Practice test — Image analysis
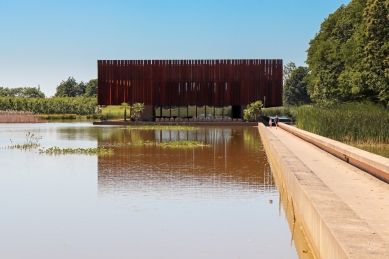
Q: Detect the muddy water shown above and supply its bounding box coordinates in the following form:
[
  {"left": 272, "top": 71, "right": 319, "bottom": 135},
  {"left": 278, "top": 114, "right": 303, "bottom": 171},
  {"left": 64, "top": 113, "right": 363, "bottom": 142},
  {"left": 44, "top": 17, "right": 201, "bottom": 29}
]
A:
[{"left": 0, "top": 123, "right": 310, "bottom": 258}]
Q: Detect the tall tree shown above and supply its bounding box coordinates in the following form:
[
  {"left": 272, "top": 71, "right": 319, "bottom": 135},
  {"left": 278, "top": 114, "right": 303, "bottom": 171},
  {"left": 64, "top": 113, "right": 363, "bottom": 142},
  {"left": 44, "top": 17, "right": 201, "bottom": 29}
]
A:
[
  {"left": 283, "top": 62, "right": 297, "bottom": 83},
  {"left": 283, "top": 67, "right": 311, "bottom": 105},
  {"left": 85, "top": 79, "right": 98, "bottom": 97},
  {"left": 364, "top": 0, "right": 389, "bottom": 102},
  {"left": 55, "top": 77, "right": 88, "bottom": 97}
]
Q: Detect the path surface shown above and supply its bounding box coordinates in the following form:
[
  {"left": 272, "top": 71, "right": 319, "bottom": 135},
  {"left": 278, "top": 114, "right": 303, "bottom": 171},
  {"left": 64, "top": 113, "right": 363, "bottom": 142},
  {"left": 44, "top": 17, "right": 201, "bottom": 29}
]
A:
[{"left": 268, "top": 126, "right": 389, "bottom": 245}]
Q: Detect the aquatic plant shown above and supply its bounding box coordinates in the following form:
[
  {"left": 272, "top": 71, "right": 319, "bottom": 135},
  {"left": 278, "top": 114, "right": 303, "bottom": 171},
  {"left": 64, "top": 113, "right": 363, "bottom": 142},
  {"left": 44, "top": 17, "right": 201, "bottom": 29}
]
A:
[
  {"left": 128, "top": 140, "right": 210, "bottom": 148},
  {"left": 6, "top": 132, "right": 114, "bottom": 155},
  {"left": 7, "top": 132, "right": 42, "bottom": 150},
  {"left": 122, "top": 125, "right": 198, "bottom": 130},
  {"left": 38, "top": 146, "right": 114, "bottom": 155}
]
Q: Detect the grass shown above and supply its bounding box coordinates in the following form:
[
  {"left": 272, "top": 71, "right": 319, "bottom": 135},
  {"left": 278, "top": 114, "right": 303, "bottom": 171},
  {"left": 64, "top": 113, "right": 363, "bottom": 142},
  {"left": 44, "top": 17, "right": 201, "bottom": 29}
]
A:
[
  {"left": 129, "top": 140, "right": 210, "bottom": 148},
  {"left": 293, "top": 102, "right": 389, "bottom": 144},
  {"left": 101, "top": 105, "right": 125, "bottom": 119},
  {"left": 122, "top": 125, "right": 198, "bottom": 130}
]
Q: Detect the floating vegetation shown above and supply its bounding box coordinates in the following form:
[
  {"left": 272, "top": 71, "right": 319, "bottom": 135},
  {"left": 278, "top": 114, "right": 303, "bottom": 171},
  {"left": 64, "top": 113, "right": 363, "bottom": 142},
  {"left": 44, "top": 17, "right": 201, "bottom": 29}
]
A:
[
  {"left": 38, "top": 146, "right": 114, "bottom": 155},
  {"left": 129, "top": 140, "right": 210, "bottom": 148},
  {"left": 5, "top": 132, "right": 113, "bottom": 155},
  {"left": 122, "top": 125, "right": 198, "bottom": 130},
  {"left": 7, "top": 132, "right": 42, "bottom": 150}
]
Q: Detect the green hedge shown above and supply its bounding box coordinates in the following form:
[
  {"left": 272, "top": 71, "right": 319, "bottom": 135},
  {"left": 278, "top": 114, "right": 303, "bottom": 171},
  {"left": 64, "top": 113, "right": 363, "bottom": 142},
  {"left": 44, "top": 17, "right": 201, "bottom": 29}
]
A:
[{"left": 0, "top": 97, "right": 97, "bottom": 115}]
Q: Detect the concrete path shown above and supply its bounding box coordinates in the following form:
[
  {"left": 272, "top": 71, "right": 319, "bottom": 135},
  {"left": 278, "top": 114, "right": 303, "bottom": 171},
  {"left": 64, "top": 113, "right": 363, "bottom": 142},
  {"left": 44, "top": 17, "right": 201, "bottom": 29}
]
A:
[{"left": 268, "top": 126, "right": 389, "bottom": 246}]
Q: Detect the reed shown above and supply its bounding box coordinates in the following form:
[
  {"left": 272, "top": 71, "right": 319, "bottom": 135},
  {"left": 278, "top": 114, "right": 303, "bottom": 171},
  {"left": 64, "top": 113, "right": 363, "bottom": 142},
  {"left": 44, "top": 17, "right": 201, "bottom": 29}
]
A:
[
  {"left": 294, "top": 102, "right": 389, "bottom": 144},
  {"left": 0, "top": 110, "right": 44, "bottom": 123}
]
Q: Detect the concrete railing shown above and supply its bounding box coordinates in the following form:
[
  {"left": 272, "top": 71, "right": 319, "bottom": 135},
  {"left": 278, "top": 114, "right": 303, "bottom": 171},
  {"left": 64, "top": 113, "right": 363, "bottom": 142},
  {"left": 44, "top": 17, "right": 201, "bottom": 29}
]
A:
[{"left": 279, "top": 123, "right": 389, "bottom": 184}]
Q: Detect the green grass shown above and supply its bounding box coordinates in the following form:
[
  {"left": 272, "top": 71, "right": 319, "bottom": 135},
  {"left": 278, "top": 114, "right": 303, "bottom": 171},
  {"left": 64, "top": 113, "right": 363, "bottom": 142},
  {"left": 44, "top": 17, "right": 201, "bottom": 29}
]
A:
[
  {"left": 294, "top": 102, "right": 389, "bottom": 144},
  {"left": 101, "top": 105, "right": 125, "bottom": 119}
]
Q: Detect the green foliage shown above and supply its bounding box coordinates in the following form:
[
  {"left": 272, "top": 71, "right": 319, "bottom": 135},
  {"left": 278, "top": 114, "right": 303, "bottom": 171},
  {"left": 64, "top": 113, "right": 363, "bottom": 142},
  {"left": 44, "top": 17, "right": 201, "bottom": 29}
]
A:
[
  {"left": 306, "top": 0, "right": 371, "bottom": 103},
  {"left": 54, "top": 77, "right": 87, "bottom": 97},
  {"left": 131, "top": 102, "right": 145, "bottom": 121},
  {"left": 363, "top": 0, "right": 389, "bottom": 101},
  {"left": 84, "top": 79, "right": 98, "bottom": 97},
  {"left": 0, "top": 97, "right": 97, "bottom": 115},
  {"left": 283, "top": 66, "right": 311, "bottom": 105},
  {"left": 120, "top": 102, "right": 131, "bottom": 121},
  {"left": 261, "top": 106, "right": 294, "bottom": 119},
  {"left": 283, "top": 61, "right": 297, "bottom": 83},
  {"left": 294, "top": 102, "right": 389, "bottom": 144},
  {"left": 243, "top": 101, "right": 263, "bottom": 121},
  {"left": 0, "top": 86, "right": 45, "bottom": 98}
]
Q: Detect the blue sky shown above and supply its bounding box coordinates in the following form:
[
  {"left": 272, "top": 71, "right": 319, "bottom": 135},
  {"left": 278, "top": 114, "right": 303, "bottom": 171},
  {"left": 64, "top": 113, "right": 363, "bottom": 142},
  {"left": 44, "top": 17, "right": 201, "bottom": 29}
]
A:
[{"left": 0, "top": 0, "right": 349, "bottom": 96}]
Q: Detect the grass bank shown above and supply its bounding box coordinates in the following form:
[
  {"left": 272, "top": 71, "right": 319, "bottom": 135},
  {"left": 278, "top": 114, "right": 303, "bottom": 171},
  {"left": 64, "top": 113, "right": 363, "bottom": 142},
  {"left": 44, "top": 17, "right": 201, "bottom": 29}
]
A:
[{"left": 293, "top": 102, "right": 389, "bottom": 144}]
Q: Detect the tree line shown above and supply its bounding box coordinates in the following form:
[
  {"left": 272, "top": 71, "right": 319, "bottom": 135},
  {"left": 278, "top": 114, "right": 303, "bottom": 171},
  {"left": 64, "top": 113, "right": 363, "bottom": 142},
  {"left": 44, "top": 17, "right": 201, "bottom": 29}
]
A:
[
  {"left": 284, "top": 0, "right": 389, "bottom": 106},
  {"left": 0, "top": 77, "right": 98, "bottom": 115}
]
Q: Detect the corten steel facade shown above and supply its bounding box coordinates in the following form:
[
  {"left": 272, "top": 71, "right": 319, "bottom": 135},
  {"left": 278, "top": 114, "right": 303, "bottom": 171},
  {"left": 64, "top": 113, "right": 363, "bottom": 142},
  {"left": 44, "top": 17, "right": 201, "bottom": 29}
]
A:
[{"left": 97, "top": 59, "right": 283, "bottom": 107}]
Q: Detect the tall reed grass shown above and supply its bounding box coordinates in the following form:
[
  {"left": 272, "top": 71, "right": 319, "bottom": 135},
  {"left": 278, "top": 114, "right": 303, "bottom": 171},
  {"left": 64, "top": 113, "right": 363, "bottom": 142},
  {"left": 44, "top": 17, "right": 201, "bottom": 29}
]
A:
[
  {"left": 0, "top": 110, "right": 43, "bottom": 123},
  {"left": 294, "top": 102, "right": 389, "bottom": 144}
]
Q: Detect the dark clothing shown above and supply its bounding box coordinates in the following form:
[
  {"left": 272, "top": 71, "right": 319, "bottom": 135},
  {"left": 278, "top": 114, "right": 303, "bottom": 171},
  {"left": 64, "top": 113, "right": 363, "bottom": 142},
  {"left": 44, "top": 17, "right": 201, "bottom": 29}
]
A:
[{"left": 274, "top": 117, "right": 279, "bottom": 124}]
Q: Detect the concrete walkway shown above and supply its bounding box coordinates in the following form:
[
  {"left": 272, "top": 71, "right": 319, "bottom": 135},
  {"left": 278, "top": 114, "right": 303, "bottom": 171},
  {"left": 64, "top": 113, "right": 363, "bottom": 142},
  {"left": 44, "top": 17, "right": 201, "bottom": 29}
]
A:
[{"left": 261, "top": 124, "right": 389, "bottom": 258}]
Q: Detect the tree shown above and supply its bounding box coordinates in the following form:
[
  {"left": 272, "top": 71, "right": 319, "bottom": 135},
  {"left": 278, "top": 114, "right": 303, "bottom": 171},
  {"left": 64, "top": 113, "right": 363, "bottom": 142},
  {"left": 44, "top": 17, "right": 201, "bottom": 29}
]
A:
[
  {"left": 243, "top": 100, "right": 263, "bottom": 121},
  {"left": 283, "top": 66, "right": 311, "bottom": 105},
  {"left": 131, "top": 102, "right": 145, "bottom": 121},
  {"left": 120, "top": 102, "right": 131, "bottom": 121},
  {"left": 55, "top": 77, "right": 87, "bottom": 97},
  {"left": 85, "top": 79, "right": 98, "bottom": 97},
  {"left": 364, "top": 0, "right": 389, "bottom": 102},
  {"left": 283, "top": 62, "right": 297, "bottom": 83},
  {"left": 0, "top": 87, "right": 45, "bottom": 98}
]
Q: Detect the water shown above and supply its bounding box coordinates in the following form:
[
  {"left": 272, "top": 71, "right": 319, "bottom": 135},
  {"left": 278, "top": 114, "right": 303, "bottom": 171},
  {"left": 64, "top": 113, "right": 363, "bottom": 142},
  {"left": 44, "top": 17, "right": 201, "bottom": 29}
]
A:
[{"left": 0, "top": 123, "right": 309, "bottom": 258}]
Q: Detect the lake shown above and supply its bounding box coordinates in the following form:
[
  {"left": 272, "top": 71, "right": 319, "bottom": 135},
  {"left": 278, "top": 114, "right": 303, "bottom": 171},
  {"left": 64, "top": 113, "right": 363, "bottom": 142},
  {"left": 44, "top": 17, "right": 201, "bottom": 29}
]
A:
[{"left": 0, "top": 123, "right": 311, "bottom": 258}]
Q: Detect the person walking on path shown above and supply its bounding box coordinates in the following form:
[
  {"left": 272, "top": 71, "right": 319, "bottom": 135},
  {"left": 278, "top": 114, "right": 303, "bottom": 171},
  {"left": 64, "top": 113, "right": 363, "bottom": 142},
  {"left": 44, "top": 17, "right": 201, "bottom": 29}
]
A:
[
  {"left": 275, "top": 115, "right": 279, "bottom": 129},
  {"left": 269, "top": 117, "right": 273, "bottom": 128}
]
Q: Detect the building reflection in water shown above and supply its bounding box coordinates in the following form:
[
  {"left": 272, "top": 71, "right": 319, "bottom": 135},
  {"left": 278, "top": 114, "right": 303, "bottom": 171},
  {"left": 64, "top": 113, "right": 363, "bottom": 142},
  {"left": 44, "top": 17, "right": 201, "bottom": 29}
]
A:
[{"left": 97, "top": 126, "right": 275, "bottom": 199}]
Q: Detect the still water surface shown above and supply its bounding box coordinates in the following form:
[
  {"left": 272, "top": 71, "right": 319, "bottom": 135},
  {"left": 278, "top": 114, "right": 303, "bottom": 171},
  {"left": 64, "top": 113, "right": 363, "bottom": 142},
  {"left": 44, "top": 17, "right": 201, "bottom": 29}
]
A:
[{"left": 0, "top": 123, "right": 304, "bottom": 258}]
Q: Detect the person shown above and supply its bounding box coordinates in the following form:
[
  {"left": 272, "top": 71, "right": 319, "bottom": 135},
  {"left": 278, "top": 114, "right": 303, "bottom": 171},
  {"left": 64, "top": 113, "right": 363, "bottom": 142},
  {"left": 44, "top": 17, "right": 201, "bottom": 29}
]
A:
[
  {"left": 275, "top": 115, "right": 279, "bottom": 129},
  {"left": 269, "top": 117, "right": 273, "bottom": 128}
]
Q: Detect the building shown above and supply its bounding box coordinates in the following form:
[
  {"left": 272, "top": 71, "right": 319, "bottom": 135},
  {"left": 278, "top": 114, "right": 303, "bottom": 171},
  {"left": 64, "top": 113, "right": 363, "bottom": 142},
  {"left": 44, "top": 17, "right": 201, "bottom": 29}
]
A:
[{"left": 98, "top": 59, "right": 282, "bottom": 120}]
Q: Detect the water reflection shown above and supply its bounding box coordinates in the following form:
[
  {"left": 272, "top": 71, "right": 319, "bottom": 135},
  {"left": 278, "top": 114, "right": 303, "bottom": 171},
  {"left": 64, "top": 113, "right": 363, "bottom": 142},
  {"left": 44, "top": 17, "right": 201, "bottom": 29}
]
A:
[{"left": 97, "top": 126, "right": 277, "bottom": 199}]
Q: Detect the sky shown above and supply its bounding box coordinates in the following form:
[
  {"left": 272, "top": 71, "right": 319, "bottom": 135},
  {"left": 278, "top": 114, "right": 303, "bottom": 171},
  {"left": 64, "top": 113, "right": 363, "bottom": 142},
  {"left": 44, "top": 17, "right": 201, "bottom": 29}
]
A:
[{"left": 0, "top": 0, "right": 349, "bottom": 97}]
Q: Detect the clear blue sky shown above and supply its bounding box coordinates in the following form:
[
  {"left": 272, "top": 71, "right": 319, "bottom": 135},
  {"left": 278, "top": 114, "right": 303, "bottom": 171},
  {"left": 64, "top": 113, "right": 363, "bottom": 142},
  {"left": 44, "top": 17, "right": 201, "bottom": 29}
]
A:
[{"left": 0, "top": 0, "right": 349, "bottom": 96}]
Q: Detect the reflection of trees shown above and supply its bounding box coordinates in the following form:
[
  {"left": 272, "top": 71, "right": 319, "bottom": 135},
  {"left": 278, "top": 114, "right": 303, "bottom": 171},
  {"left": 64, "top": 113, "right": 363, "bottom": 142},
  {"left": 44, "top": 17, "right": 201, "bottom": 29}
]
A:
[{"left": 97, "top": 126, "right": 276, "bottom": 196}]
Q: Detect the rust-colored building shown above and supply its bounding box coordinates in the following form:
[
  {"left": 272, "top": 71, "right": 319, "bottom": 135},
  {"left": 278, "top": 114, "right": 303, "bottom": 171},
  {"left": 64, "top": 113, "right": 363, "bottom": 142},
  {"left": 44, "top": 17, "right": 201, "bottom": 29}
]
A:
[{"left": 98, "top": 59, "right": 282, "bottom": 119}]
